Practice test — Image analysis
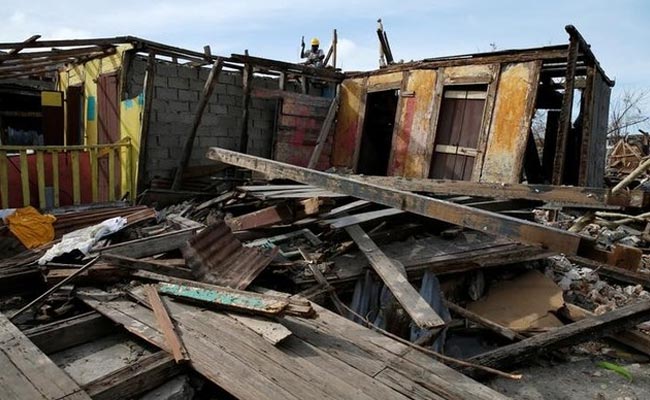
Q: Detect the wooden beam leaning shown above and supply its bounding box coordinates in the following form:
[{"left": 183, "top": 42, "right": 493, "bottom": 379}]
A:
[
  {"left": 144, "top": 285, "right": 189, "bottom": 363},
  {"left": 206, "top": 147, "right": 594, "bottom": 256},
  {"left": 307, "top": 90, "right": 340, "bottom": 169},
  {"left": 347, "top": 175, "right": 639, "bottom": 208},
  {"left": 469, "top": 300, "right": 650, "bottom": 370},
  {"left": 137, "top": 51, "right": 156, "bottom": 193},
  {"left": 346, "top": 224, "right": 445, "bottom": 328},
  {"left": 171, "top": 58, "right": 223, "bottom": 190}
]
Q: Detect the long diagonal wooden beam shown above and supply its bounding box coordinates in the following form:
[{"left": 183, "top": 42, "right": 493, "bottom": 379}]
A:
[{"left": 207, "top": 147, "right": 600, "bottom": 258}]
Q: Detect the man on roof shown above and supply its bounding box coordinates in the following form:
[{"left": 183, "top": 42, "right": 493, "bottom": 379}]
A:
[{"left": 301, "top": 37, "right": 325, "bottom": 67}]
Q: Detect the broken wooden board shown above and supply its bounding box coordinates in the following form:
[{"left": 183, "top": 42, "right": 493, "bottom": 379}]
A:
[
  {"left": 346, "top": 224, "right": 445, "bottom": 328},
  {"left": 145, "top": 285, "right": 189, "bottom": 363},
  {"left": 80, "top": 288, "right": 508, "bottom": 400},
  {"left": 97, "top": 228, "right": 197, "bottom": 259},
  {"left": 326, "top": 208, "right": 405, "bottom": 228},
  {"left": 563, "top": 303, "right": 650, "bottom": 357},
  {"left": 347, "top": 175, "right": 647, "bottom": 208},
  {"left": 207, "top": 147, "right": 604, "bottom": 259},
  {"left": 470, "top": 300, "right": 650, "bottom": 369},
  {"left": 158, "top": 282, "right": 290, "bottom": 316},
  {"left": 0, "top": 312, "right": 92, "bottom": 400},
  {"left": 82, "top": 351, "right": 181, "bottom": 400}
]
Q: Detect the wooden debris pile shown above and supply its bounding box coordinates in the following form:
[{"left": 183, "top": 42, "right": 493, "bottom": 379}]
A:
[{"left": 2, "top": 147, "right": 650, "bottom": 398}]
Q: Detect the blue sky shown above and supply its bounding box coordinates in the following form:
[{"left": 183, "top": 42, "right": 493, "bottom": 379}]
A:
[{"left": 1, "top": 1, "right": 648, "bottom": 95}]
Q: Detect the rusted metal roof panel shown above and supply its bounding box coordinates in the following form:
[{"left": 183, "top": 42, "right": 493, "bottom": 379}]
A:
[{"left": 182, "top": 220, "right": 277, "bottom": 290}]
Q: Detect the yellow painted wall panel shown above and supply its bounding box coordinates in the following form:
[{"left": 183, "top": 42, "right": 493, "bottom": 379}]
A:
[
  {"left": 332, "top": 78, "right": 364, "bottom": 168},
  {"left": 367, "top": 71, "right": 403, "bottom": 87},
  {"left": 480, "top": 62, "right": 541, "bottom": 183},
  {"left": 119, "top": 94, "right": 143, "bottom": 194},
  {"left": 444, "top": 64, "right": 493, "bottom": 80},
  {"left": 398, "top": 69, "right": 437, "bottom": 177}
]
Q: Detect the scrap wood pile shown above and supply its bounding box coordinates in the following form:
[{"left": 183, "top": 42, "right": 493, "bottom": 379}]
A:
[{"left": 2, "top": 151, "right": 650, "bottom": 398}]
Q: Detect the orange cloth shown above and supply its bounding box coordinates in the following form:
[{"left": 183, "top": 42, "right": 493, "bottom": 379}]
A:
[{"left": 6, "top": 206, "right": 56, "bottom": 249}]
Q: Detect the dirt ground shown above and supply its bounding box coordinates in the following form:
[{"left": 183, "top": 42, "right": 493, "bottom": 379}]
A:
[{"left": 488, "top": 357, "right": 650, "bottom": 400}]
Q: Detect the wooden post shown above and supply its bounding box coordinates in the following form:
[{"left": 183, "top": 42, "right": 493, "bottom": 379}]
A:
[
  {"left": 171, "top": 58, "right": 223, "bottom": 190},
  {"left": 307, "top": 90, "right": 340, "bottom": 169},
  {"left": 332, "top": 29, "right": 338, "bottom": 69},
  {"left": 137, "top": 51, "right": 156, "bottom": 193},
  {"left": 551, "top": 28, "right": 579, "bottom": 184},
  {"left": 239, "top": 51, "right": 252, "bottom": 154}
]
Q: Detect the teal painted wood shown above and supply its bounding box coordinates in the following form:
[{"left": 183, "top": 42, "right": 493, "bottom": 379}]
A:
[{"left": 158, "top": 283, "right": 288, "bottom": 315}]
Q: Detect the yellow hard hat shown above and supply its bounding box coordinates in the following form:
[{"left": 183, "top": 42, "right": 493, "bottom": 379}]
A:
[{"left": 310, "top": 38, "right": 320, "bottom": 46}]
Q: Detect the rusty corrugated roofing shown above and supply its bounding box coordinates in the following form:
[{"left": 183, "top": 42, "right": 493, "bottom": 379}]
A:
[{"left": 182, "top": 220, "right": 277, "bottom": 290}]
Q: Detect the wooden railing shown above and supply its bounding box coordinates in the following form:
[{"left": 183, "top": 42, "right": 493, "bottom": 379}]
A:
[{"left": 0, "top": 139, "right": 135, "bottom": 209}]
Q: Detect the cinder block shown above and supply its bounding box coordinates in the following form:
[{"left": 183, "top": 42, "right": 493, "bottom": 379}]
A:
[
  {"left": 178, "top": 89, "right": 198, "bottom": 102},
  {"left": 210, "top": 104, "right": 228, "bottom": 114},
  {"left": 226, "top": 84, "right": 243, "bottom": 96},
  {"left": 217, "top": 94, "right": 237, "bottom": 106},
  {"left": 190, "top": 77, "right": 207, "bottom": 91},
  {"left": 178, "top": 66, "right": 199, "bottom": 79},
  {"left": 156, "top": 62, "right": 179, "bottom": 78},
  {"left": 156, "top": 87, "right": 177, "bottom": 101},
  {"left": 168, "top": 76, "right": 190, "bottom": 90},
  {"left": 168, "top": 100, "right": 189, "bottom": 113}
]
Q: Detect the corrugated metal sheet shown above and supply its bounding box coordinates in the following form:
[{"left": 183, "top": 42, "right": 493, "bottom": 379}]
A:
[{"left": 182, "top": 220, "right": 278, "bottom": 290}]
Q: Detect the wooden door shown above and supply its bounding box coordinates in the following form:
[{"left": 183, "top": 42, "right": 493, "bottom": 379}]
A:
[
  {"left": 66, "top": 86, "right": 83, "bottom": 145},
  {"left": 97, "top": 73, "right": 121, "bottom": 200},
  {"left": 429, "top": 88, "right": 486, "bottom": 180}
]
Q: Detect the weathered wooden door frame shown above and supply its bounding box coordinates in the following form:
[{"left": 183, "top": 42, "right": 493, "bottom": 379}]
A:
[
  {"left": 422, "top": 65, "right": 501, "bottom": 180},
  {"left": 352, "top": 77, "right": 403, "bottom": 174}
]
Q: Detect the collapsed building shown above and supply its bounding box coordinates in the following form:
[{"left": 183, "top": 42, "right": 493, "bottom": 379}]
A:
[{"left": 0, "top": 25, "right": 649, "bottom": 400}]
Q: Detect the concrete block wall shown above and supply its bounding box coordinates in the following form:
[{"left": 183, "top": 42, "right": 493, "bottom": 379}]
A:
[{"left": 126, "top": 55, "right": 280, "bottom": 182}]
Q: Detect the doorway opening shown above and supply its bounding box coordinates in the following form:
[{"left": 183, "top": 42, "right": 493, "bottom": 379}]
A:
[{"left": 356, "top": 89, "right": 399, "bottom": 176}]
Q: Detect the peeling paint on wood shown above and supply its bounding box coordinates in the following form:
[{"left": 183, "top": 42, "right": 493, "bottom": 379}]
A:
[
  {"left": 158, "top": 283, "right": 289, "bottom": 315},
  {"left": 332, "top": 78, "right": 364, "bottom": 168},
  {"left": 399, "top": 69, "right": 437, "bottom": 177},
  {"left": 480, "top": 61, "right": 541, "bottom": 183}
]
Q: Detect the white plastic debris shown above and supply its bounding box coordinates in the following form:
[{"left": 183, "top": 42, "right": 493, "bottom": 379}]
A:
[{"left": 38, "top": 217, "right": 127, "bottom": 264}]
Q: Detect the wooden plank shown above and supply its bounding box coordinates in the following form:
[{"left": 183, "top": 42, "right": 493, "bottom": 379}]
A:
[
  {"left": 0, "top": 150, "right": 8, "bottom": 208},
  {"left": 19, "top": 150, "right": 29, "bottom": 206},
  {"left": 227, "top": 313, "right": 292, "bottom": 345},
  {"left": 51, "top": 150, "right": 59, "bottom": 207},
  {"left": 207, "top": 147, "right": 597, "bottom": 257},
  {"left": 348, "top": 175, "right": 630, "bottom": 208},
  {"left": 24, "top": 311, "right": 114, "bottom": 354},
  {"left": 157, "top": 282, "right": 290, "bottom": 316},
  {"left": 71, "top": 150, "right": 80, "bottom": 205},
  {"left": 308, "top": 91, "right": 340, "bottom": 169},
  {"left": 0, "top": 350, "right": 49, "bottom": 400},
  {"left": 0, "top": 312, "right": 92, "bottom": 400},
  {"left": 82, "top": 351, "right": 180, "bottom": 400},
  {"left": 102, "top": 253, "right": 194, "bottom": 279},
  {"left": 97, "top": 228, "right": 197, "bottom": 259},
  {"left": 470, "top": 300, "right": 650, "bottom": 369},
  {"left": 345, "top": 224, "right": 445, "bottom": 328},
  {"left": 144, "top": 285, "right": 189, "bottom": 363},
  {"left": 137, "top": 51, "right": 156, "bottom": 193},
  {"left": 563, "top": 303, "right": 650, "bottom": 356},
  {"left": 171, "top": 59, "right": 223, "bottom": 190},
  {"left": 228, "top": 204, "right": 293, "bottom": 231},
  {"left": 238, "top": 59, "right": 252, "bottom": 153},
  {"left": 36, "top": 151, "right": 46, "bottom": 209},
  {"left": 326, "top": 208, "right": 404, "bottom": 228}
]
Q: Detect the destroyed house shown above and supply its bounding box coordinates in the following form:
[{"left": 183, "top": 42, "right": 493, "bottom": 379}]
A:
[
  {"left": 330, "top": 25, "right": 613, "bottom": 187},
  {"left": 0, "top": 25, "right": 612, "bottom": 211}
]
